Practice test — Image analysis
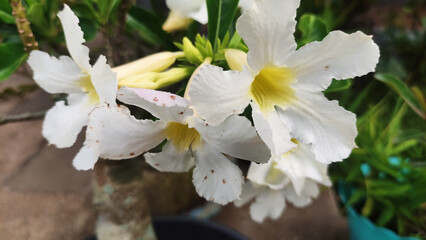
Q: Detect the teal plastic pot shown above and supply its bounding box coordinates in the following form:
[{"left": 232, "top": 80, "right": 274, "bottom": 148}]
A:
[
  {"left": 346, "top": 207, "right": 419, "bottom": 240},
  {"left": 338, "top": 182, "right": 420, "bottom": 240}
]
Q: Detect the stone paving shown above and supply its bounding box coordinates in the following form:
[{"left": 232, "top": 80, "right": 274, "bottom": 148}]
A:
[{"left": 0, "top": 70, "right": 348, "bottom": 240}]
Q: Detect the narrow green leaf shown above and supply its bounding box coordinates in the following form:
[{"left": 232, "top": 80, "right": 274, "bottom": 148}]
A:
[
  {"left": 127, "top": 6, "right": 175, "bottom": 50},
  {"left": 374, "top": 73, "right": 425, "bottom": 119},
  {"left": 0, "top": 42, "right": 28, "bottom": 81},
  {"left": 376, "top": 208, "right": 394, "bottom": 227},
  {"left": 206, "top": 0, "right": 239, "bottom": 52}
]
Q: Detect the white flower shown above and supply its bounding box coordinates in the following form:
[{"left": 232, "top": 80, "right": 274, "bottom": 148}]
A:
[
  {"left": 188, "top": 0, "right": 380, "bottom": 164},
  {"left": 73, "top": 87, "right": 270, "bottom": 205},
  {"left": 27, "top": 5, "right": 117, "bottom": 148},
  {"left": 234, "top": 140, "right": 331, "bottom": 223},
  {"left": 163, "top": 0, "right": 254, "bottom": 31}
]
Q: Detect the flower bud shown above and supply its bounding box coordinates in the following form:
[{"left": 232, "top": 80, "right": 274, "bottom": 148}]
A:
[
  {"left": 224, "top": 49, "right": 248, "bottom": 72},
  {"left": 162, "top": 11, "right": 193, "bottom": 32},
  {"left": 113, "top": 51, "right": 184, "bottom": 80},
  {"left": 118, "top": 67, "right": 192, "bottom": 89}
]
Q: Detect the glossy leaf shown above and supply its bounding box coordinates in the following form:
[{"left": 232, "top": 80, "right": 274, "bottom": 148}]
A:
[{"left": 0, "top": 42, "right": 28, "bottom": 81}]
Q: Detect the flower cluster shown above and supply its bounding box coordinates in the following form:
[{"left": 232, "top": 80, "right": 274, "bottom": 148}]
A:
[{"left": 28, "top": 0, "right": 379, "bottom": 222}]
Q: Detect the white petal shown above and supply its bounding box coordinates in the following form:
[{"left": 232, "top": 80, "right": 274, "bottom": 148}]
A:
[
  {"left": 288, "top": 31, "right": 380, "bottom": 92},
  {"left": 85, "top": 105, "right": 167, "bottom": 160},
  {"left": 57, "top": 4, "right": 91, "bottom": 72},
  {"left": 236, "top": 0, "right": 299, "bottom": 72},
  {"left": 278, "top": 90, "right": 357, "bottom": 163},
  {"left": 301, "top": 179, "right": 321, "bottom": 198},
  {"left": 145, "top": 141, "right": 195, "bottom": 172},
  {"left": 166, "top": 0, "right": 205, "bottom": 20},
  {"left": 250, "top": 189, "right": 285, "bottom": 223},
  {"left": 118, "top": 87, "right": 193, "bottom": 122},
  {"left": 189, "top": 65, "right": 252, "bottom": 125},
  {"left": 283, "top": 184, "right": 313, "bottom": 208},
  {"left": 251, "top": 103, "right": 295, "bottom": 157},
  {"left": 72, "top": 145, "right": 99, "bottom": 171},
  {"left": 192, "top": 144, "right": 244, "bottom": 205},
  {"left": 234, "top": 181, "right": 262, "bottom": 207},
  {"left": 27, "top": 50, "right": 85, "bottom": 94},
  {"left": 90, "top": 55, "right": 118, "bottom": 106},
  {"left": 238, "top": 0, "right": 254, "bottom": 12},
  {"left": 194, "top": 115, "right": 270, "bottom": 163},
  {"left": 247, "top": 160, "right": 289, "bottom": 190},
  {"left": 275, "top": 142, "right": 331, "bottom": 194},
  {"left": 188, "top": 2, "right": 207, "bottom": 24},
  {"left": 42, "top": 94, "right": 92, "bottom": 148}
]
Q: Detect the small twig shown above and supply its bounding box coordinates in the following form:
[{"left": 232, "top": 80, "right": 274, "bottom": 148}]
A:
[
  {"left": 9, "top": 0, "right": 38, "bottom": 52},
  {"left": 0, "top": 110, "right": 46, "bottom": 126}
]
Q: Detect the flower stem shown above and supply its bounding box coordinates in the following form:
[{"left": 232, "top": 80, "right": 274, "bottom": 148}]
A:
[{"left": 10, "top": 0, "right": 38, "bottom": 52}]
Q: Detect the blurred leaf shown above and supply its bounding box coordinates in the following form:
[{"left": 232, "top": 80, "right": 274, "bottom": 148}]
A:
[
  {"left": 374, "top": 73, "right": 425, "bottom": 119},
  {"left": 0, "top": 42, "right": 27, "bottom": 81},
  {"left": 376, "top": 207, "right": 394, "bottom": 227},
  {"left": 71, "top": 3, "right": 98, "bottom": 23},
  {"left": 79, "top": 18, "right": 97, "bottom": 41},
  {"left": 297, "top": 14, "right": 328, "bottom": 47},
  {"left": 26, "top": 3, "right": 52, "bottom": 37},
  {"left": 0, "top": 0, "right": 14, "bottom": 24},
  {"left": 206, "top": 0, "right": 239, "bottom": 52},
  {"left": 367, "top": 180, "right": 411, "bottom": 197},
  {"left": 325, "top": 79, "right": 352, "bottom": 93},
  {"left": 96, "top": 0, "right": 121, "bottom": 25},
  {"left": 127, "top": 6, "right": 175, "bottom": 50}
]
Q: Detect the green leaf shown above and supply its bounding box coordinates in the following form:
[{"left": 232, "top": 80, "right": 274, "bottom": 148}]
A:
[
  {"left": 206, "top": 0, "right": 239, "bottom": 53},
  {"left": 0, "top": 0, "right": 14, "bottom": 24},
  {"left": 79, "top": 18, "right": 98, "bottom": 41},
  {"left": 376, "top": 207, "right": 394, "bottom": 227},
  {"left": 26, "top": 3, "right": 52, "bottom": 37},
  {"left": 297, "top": 14, "right": 328, "bottom": 47},
  {"left": 0, "top": 10, "right": 14, "bottom": 24},
  {"left": 127, "top": 6, "right": 175, "bottom": 50},
  {"left": 96, "top": 0, "right": 121, "bottom": 25},
  {"left": 0, "top": 42, "right": 28, "bottom": 81},
  {"left": 183, "top": 37, "right": 203, "bottom": 65},
  {"left": 374, "top": 73, "right": 425, "bottom": 119},
  {"left": 325, "top": 79, "right": 352, "bottom": 93}
]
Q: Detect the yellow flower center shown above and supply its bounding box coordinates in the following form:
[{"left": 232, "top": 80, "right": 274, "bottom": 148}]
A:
[
  {"left": 164, "top": 122, "right": 202, "bottom": 152},
  {"left": 250, "top": 66, "right": 296, "bottom": 113},
  {"left": 265, "top": 161, "right": 286, "bottom": 186},
  {"left": 79, "top": 75, "right": 100, "bottom": 104}
]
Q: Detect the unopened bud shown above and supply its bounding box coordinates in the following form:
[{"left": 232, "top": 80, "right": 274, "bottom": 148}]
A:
[
  {"left": 224, "top": 49, "right": 248, "bottom": 72},
  {"left": 162, "top": 11, "right": 193, "bottom": 32},
  {"left": 112, "top": 51, "right": 184, "bottom": 80}
]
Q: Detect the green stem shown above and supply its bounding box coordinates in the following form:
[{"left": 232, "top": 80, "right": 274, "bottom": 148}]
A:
[{"left": 9, "top": 0, "right": 38, "bottom": 52}]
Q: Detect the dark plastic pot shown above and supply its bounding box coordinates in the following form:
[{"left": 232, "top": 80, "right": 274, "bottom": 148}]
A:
[{"left": 86, "top": 216, "right": 248, "bottom": 240}]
